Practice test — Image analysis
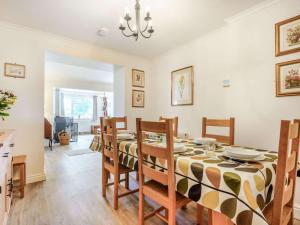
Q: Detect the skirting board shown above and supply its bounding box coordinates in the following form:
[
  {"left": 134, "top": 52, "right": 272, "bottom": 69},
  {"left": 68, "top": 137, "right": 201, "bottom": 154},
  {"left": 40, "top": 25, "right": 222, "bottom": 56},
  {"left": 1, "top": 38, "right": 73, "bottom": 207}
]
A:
[
  {"left": 26, "top": 173, "right": 46, "bottom": 184},
  {"left": 295, "top": 204, "right": 300, "bottom": 220}
]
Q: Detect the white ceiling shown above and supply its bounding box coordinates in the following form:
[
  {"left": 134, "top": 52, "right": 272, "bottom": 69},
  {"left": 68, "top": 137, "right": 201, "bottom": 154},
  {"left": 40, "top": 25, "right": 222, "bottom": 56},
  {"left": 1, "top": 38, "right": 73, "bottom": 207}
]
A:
[
  {"left": 0, "top": 0, "right": 265, "bottom": 58},
  {"left": 46, "top": 52, "right": 114, "bottom": 84}
]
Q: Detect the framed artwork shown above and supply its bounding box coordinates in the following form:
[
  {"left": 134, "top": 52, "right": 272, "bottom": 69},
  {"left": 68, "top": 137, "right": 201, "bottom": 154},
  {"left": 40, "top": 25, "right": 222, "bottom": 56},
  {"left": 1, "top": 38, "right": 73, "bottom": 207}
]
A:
[
  {"left": 132, "top": 90, "right": 145, "bottom": 108},
  {"left": 132, "top": 69, "right": 145, "bottom": 87},
  {"left": 275, "top": 15, "right": 300, "bottom": 56},
  {"left": 171, "top": 66, "right": 194, "bottom": 106},
  {"left": 276, "top": 59, "right": 300, "bottom": 97},
  {"left": 4, "top": 63, "right": 26, "bottom": 78}
]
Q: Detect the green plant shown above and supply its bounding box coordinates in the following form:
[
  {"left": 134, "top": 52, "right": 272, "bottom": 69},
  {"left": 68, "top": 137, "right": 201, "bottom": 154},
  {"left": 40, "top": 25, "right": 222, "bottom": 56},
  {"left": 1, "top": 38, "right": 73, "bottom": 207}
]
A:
[{"left": 0, "top": 90, "right": 17, "bottom": 120}]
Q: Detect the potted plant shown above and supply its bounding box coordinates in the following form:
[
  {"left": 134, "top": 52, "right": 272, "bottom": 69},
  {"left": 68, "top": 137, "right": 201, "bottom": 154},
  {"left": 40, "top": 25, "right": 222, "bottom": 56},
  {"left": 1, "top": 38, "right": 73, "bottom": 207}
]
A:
[{"left": 0, "top": 90, "right": 17, "bottom": 120}]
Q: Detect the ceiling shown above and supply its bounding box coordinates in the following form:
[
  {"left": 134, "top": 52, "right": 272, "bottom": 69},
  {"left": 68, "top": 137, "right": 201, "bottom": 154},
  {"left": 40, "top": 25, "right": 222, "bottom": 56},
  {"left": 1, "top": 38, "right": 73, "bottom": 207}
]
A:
[
  {"left": 0, "top": 0, "right": 265, "bottom": 58},
  {"left": 46, "top": 52, "right": 114, "bottom": 84}
]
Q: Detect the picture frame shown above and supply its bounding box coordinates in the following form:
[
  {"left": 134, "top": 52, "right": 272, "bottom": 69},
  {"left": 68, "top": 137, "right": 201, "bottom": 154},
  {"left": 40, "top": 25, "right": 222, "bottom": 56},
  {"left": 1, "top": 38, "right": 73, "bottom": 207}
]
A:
[
  {"left": 171, "top": 66, "right": 194, "bottom": 106},
  {"left": 275, "top": 15, "right": 300, "bottom": 56},
  {"left": 276, "top": 59, "right": 300, "bottom": 97},
  {"left": 132, "top": 69, "right": 145, "bottom": 87},
  {"left": 132, "top": 90, "right": 145, "bottom": 108},
  {"left": 4, "top": 63, "right": 26, "bottom": 78}
]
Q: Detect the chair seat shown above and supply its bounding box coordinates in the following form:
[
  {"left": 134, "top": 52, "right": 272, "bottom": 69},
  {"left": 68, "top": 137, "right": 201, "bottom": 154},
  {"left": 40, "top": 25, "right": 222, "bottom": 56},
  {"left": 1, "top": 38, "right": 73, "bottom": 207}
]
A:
[
  {"left": 104, "top": 161, "right": 133, "bottom": 174},
  {"left": 263, "top": 202, "right": 293, "bottom": 225},
  {"left": 143, "top": 180, "right": 191, "bottom": 209},
  {"left": 118, "top": 164, "right": 133, "bottom": 174}
]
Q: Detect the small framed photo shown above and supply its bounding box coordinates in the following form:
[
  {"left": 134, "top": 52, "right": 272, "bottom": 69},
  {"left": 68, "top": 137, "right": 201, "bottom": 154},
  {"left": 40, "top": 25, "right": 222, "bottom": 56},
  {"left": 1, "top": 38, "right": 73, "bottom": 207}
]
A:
[
  {"left": 275, "top": 15, "right": 300, "bottom": 56},
  {"left": 4, "top": 63, "right": 26, "bottom": 78},
  {"left": 132, "top": 90, "right": 145, "bottom": 108},
  {"left": 132, "top": 69, "right": 145, "bottom": 87},
  {"left": 171, "top": 66, "right": 194, "bottom": 106},
  {"left": 276, "top": 59, "right": 300, "bottom": 97}
]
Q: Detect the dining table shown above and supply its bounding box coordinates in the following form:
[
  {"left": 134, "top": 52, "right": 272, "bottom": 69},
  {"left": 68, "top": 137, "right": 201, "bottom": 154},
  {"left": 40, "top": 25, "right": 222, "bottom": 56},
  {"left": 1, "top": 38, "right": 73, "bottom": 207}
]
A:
[{"left": 90, "top": 135, "right": 278, "bottom": 225}]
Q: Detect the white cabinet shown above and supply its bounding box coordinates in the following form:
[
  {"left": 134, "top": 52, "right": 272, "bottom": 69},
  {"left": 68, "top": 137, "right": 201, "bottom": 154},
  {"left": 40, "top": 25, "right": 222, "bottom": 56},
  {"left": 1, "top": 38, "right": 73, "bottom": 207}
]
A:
[{"left": 0, "top": 130, "right": 14, "bottom": 225}]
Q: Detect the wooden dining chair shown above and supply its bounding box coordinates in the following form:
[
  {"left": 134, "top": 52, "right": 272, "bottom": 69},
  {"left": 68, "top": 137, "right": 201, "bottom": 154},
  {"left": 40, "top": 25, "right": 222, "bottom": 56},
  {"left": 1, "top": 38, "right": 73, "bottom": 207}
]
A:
[
  {"left": 159, "top": 116, "right": 179, "bottom": 137},
  {"left": 262, "top": 119, "right": 300, "bottom": 225},
  {"left": 202, "top": 117, "right": 235, "bottom": 145},
  {"left": 136, "top": 118, "right": 191, "bottom": 225},
  {"left": 115, "top": 116, "right": 128, "bottom": 130},
  {"left": 198, "top": 117, "right": 235, "bottom": 225},
  {"left": 100, "top": 117, "right": 138, "bottom": 210}
]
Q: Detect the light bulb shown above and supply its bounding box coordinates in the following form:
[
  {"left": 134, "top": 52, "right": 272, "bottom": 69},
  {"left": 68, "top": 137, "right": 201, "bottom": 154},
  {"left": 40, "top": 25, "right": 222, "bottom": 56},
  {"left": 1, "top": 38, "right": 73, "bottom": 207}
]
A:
[
  {"left": 125, "top": 7, "right": 130, "bottom": 16},
  {"left": 149, "top": 20, "right": 153, "bottom": 27},
  {"left": 120, "top": 17, "right": 124, "bottom": 25},
  {"left": 146, "top": 6, "right": 150, "bottom": 14}
]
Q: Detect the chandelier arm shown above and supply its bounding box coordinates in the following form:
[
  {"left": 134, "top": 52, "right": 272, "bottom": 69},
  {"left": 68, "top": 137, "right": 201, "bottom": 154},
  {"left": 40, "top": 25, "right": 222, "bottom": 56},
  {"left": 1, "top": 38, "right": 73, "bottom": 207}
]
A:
[
  {"left": 122, "top": 30, "right": 135, "bottom": 37},
  {"left": 141, "top": 21, "right": 149, "bottom": 33},
  {"left": 126, "top": 20, "right": 135, "bottom": 33},
  {"left": 139, "top": 30, "right": 151, "bottom": 39}
]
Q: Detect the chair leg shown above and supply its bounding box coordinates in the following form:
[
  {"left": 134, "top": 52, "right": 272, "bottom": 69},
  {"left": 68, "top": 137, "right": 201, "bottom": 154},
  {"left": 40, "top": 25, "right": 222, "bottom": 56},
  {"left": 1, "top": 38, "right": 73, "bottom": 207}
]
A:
[
  {"left": 125, "top": 172, "right": 129, "bottom": 189},
  {"left": 196, "top": 205, "right": 204, "bottom": 225},
  {"left": 136, "top": 171, "right": 139, "bottom": 181},
  {"left": 165, "top": 208, "right": 169, "bottom": 220},
  {"left": 139, "top": 191, "right": 144, "bottom": 225},
  {"left": 288, "top": 212, "right": 294, "bottom": 225},
  {"left": 102, "top": 168, "right": 108, "bottom": 198},
  {"left": 208, "top": 209, "right": 213, "bottom": 225},
  {"left": 168, "top": 205, "right": 176, "bottom": 225},
  {"left": 114, "top": 173, "right": 119, "bottom": 210}
]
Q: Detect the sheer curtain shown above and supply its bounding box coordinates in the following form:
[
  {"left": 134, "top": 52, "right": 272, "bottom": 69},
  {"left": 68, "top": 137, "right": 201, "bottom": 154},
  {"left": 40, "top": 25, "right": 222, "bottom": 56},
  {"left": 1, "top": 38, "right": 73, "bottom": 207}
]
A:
[{"left": 93, "top": 95, "right": 98, "bottom": 121}]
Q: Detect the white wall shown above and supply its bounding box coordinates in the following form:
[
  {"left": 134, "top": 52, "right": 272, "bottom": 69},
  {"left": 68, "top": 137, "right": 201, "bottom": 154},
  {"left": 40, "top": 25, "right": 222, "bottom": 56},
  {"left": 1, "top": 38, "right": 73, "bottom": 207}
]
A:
[
  {"left": 149, "top": 0, "right": 300, "bottom": 213},
  {"left": 0, "top": 21, "right": 151, "bottom": 183},
  {"left": 44, "top": 61, "right": 113, "bottom": 133}
]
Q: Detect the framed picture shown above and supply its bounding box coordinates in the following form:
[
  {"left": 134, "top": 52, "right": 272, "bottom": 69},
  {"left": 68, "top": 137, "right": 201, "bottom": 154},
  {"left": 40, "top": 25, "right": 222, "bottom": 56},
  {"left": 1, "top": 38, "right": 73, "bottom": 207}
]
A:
[
  {"left": 4, "top": 63, "right": 26, "bottom": 78},
  {"left": 132, "top": 90, "right": 145, "bottom": 108},
  {"left": 171, "top": 66, "right": 194, "bottom": 106},
  {"left": 276, "top": 59, "right": 300, "bottom": 97},
  {"left": 275, "top": 15, "right": 300, "bottom": 56},
  {"left": 132, "top": 69, "right": 145, "bottom": 87}
]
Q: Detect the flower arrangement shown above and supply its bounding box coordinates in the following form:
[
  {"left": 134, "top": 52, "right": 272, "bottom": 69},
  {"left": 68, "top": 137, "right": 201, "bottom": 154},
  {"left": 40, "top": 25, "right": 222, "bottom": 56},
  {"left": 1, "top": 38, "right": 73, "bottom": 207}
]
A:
[
  {"left": 285, "top": 69, "right": 300, "bottom": 89},
  {"left": 286, "top": 24, "right": 300, "bottom": 46},
  {"left": 0, "top": 90, "right": 17, "bottom": 120},
  {"left": 178, "top": 75, "right": 185, "bottom": 98}
]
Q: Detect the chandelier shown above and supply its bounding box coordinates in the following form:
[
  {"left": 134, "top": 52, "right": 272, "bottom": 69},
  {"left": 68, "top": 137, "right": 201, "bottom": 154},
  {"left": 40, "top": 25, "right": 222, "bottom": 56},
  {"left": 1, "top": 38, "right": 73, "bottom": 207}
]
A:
[{"left": 119, "top": 0, "right": 154, "bottom": 41}]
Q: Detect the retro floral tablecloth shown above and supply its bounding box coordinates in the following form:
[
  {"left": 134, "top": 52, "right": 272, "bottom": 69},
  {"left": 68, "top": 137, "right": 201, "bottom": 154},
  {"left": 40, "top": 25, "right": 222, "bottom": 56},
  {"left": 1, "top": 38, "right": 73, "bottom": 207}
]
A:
[{"left": 90, "top": 137, "right": 277, "bottom": 225}]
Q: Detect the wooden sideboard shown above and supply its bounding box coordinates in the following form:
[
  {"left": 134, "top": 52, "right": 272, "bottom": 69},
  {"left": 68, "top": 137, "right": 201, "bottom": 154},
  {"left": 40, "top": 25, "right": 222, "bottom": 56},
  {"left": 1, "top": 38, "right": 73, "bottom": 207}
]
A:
[{"left": 0, "top": 130, "right": 14, "bottom": 225}]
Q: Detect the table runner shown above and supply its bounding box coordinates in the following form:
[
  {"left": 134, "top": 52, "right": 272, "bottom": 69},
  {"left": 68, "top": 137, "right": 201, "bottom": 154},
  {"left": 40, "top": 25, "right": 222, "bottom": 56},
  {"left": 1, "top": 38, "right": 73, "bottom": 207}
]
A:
[{"left": 90, "top": 136, "right": 277, "bottom": 225}]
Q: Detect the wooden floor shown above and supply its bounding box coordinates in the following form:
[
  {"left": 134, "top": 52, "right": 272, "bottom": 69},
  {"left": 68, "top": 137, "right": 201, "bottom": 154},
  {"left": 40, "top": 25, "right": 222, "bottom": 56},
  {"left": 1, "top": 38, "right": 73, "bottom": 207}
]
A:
[{"left": 7, "top": 135, "right": 300, "bottom": 225}]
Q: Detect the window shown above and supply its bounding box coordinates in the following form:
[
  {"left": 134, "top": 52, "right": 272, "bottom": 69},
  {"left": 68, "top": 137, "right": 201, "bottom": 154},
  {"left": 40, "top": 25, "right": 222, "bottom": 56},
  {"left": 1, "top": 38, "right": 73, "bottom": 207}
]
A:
[
  {"left": 57, "top": 88, "right": 113, "bottom": 120},
  {"left": 63, "top": 94, "right": 93, "bottom": 120}
]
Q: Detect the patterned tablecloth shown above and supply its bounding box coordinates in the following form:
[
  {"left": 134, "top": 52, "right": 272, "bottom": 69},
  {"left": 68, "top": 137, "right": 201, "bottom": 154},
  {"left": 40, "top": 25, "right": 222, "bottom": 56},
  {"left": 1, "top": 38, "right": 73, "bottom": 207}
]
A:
[{"left": 90, "top": 136, "right": 277, "bottom": 225}]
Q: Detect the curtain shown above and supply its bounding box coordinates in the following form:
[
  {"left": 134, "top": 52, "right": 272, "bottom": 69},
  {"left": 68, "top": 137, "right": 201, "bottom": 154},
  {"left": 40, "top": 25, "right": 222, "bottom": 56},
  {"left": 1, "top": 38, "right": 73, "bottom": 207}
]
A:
[
  {"left": 54, "top": 88, "right": 60, "bottom": 117},
  {"left": 60, "top": 92, "right": 65, "bottom": 116},
  {"left": 93, "top": 95, "right": 98, "bottom": 121}
]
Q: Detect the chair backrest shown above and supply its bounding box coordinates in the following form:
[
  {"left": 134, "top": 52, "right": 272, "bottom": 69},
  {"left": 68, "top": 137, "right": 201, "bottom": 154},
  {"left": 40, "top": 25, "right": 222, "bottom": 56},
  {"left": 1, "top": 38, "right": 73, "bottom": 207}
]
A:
[
  {"left": 272, "top": 120, "right": 300, "bottom": 225},
  {"left": 100, "top": 117, "right": 118, "bottom": 166},
  {"left": 202, "top": 117, "right": 235, "bottom": 145},
  {"left": 44, "top": 118, "right": 52, "bottom": 139},
  {"left": 136, "top": 118, "right": 175, "bottom": 197},
  {"left": 115, "top": 116, "right": 128, "bottom": 130},
  {"left": 159, "top": 116, "right": 179, "bottom": 137}
]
